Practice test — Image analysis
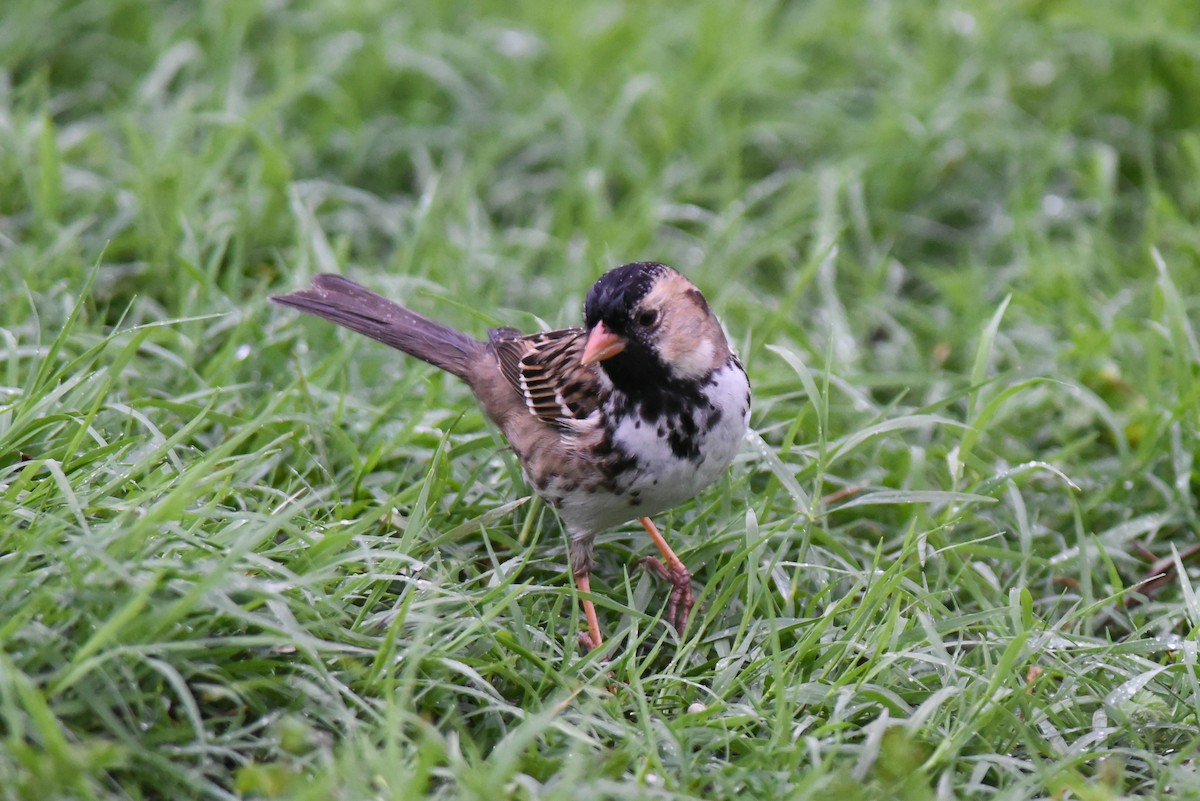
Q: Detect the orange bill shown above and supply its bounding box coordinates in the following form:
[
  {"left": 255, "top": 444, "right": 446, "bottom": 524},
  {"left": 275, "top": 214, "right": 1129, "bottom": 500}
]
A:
[{"left": 580, "top": 321, "right": 627, "bottom": 365}]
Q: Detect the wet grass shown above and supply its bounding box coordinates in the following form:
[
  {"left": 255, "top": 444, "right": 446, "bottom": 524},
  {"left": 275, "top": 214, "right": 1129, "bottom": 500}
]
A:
[{"left": 2, "top": 1, "right": 1200, "bottom": 798}]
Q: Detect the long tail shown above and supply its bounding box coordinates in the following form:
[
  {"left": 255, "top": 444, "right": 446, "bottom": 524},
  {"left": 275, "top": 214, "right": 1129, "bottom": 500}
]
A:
[{"left": 270, "top": 274, "right": 485, "bottom": 379}]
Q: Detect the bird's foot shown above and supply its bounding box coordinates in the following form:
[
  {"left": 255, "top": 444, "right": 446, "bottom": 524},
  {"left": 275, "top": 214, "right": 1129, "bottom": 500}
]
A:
[{"left": 638, "top": 556, "right": 695, "bottom": 635}]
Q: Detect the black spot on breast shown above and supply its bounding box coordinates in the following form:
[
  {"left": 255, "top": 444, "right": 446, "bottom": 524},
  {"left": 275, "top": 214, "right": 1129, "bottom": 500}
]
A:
[
  {"left": 706, "top": 405, "right": 723, "bottom": 427},
  {"left": 667, "top": 427, "right": 701, "bottom": 461},
  {"left": 596, "top": 422, "right": 640, "bottom": 466},
  {"left": 624, "top": 380, "right": 701, "bottom": 423},
  {"left": 611, "top": 393, "right": 635, "bottom": 417},
  {"left": 610, "top": 452, "right": 638, "bottom": 475},
  {"left": 598, "top": 434, "right": 640, "bottom": 488}
]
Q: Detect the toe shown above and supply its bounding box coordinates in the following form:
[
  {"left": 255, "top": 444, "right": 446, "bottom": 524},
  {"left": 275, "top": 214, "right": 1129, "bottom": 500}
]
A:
[{"left": 637, "top": 556, "right": 672, "bottom": 581}]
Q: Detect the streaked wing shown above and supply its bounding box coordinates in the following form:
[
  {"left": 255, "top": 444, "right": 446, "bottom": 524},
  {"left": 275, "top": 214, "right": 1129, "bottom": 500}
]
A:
[{"left": 488, "top": 327, "right": 602, "bottom": 425}]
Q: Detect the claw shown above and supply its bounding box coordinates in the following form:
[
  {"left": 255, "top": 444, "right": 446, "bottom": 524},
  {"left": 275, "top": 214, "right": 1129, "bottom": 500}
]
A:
[
  {"left": 638, "top": 556, "right": 695, "bottom": 634},
  {"left": 636, "top": 517, "right": 697, "bottom": 636}
]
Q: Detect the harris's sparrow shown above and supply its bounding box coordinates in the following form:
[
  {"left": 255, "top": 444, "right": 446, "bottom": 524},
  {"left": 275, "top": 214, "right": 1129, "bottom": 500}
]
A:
[{"left": 272, "top": 262, "right": 751, "bottom": 649}]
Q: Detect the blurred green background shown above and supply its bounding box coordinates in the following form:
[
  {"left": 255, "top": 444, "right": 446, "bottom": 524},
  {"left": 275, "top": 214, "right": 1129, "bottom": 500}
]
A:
[{"left": 2, "top": 1, "right": 1199, "bottom": 799}]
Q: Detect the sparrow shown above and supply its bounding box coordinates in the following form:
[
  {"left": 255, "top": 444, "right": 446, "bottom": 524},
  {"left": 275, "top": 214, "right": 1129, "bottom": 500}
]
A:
[{"left": 271, "top": 262, "right": 751, "bottom": 649}]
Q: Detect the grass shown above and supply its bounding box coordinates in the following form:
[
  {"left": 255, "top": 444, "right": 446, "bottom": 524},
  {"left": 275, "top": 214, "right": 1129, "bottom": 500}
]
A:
[{"left": 3, "top": 0, "right": 1200, "bottom": 798}]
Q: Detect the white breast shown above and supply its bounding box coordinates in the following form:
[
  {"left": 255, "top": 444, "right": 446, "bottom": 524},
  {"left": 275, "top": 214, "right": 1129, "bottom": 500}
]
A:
[{"left": 559, "top": 361, "right": 751, "bottom": 533}]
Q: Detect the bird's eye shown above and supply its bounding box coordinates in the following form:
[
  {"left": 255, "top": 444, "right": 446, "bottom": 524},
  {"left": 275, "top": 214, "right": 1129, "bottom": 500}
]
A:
[{"left": 637, "top": 309, "right": 659, "bottom": 328}]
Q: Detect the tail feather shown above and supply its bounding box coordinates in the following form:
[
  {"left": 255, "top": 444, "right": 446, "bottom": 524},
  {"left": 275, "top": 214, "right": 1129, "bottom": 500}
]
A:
[{"left": 270, "top": 274, "right": 485, "bottom": 379}]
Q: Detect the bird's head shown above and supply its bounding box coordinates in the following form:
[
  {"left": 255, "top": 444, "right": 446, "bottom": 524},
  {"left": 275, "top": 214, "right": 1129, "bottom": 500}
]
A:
[{"left": 581, "top": 262, "right": 730, "bottom": 392}]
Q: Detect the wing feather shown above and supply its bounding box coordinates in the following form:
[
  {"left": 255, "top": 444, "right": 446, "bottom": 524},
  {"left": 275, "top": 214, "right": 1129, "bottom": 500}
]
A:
[{"left": 488, "top": 327, "right": 603, "bottom": 426}]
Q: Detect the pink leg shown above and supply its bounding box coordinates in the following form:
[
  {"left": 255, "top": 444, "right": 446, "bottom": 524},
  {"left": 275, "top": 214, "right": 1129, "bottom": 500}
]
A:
[
  {"left": 575, "top": 573, "right": 603, "bottom": 650},
  {"left": 637, "top": 517, "right": 695, "bottom": 635}
]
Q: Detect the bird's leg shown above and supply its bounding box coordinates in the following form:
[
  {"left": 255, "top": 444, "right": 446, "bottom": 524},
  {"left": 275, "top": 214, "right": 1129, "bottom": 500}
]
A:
[
  {"left": 569, "top": 534, "right": 603, "bottom": 651},
  {"left": 637, "top": 516, "right": 695, "bottom": 635},
  {"left": 575, "top": 572, "right": 603, "bottom": 650}
]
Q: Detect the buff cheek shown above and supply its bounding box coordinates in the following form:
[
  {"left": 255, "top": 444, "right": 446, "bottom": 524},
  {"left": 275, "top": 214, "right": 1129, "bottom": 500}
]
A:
[
  {"left": 664, "top": 337, "right": 714, "bottom": 381},
  {"left": 655, "top": 312, "right": 718, "bottom": 381}
]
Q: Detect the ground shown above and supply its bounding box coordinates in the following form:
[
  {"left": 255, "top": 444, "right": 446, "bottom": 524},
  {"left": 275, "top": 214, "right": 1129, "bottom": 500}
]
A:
[{"left": 2, "top": 1, "right": 1199, "bottom": 799}]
